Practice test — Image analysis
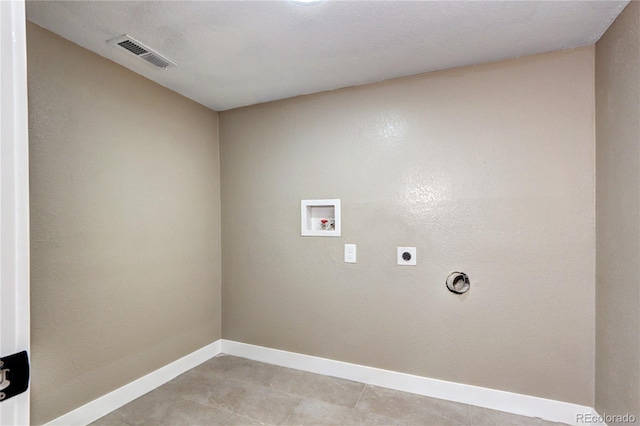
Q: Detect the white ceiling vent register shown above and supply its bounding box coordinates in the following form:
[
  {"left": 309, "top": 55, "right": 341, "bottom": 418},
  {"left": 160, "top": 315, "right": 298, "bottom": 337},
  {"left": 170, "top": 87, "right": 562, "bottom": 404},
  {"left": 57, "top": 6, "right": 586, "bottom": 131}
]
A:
[{"left": 107, "top": 35, "right": 176, "bottom": 69}]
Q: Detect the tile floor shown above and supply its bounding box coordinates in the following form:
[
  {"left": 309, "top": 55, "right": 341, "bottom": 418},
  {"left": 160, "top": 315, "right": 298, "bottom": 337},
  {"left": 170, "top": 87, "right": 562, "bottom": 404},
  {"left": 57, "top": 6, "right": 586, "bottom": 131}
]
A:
[{"left": 91, "top": 355, "right": 566, "bottom": 426}]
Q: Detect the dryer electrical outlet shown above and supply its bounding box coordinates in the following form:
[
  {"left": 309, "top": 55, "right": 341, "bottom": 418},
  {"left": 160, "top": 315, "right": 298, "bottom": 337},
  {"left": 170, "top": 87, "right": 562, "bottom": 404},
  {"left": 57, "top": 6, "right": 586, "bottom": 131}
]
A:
[{"left": 397, "top": 247, "right": 417, "bottom": 265}]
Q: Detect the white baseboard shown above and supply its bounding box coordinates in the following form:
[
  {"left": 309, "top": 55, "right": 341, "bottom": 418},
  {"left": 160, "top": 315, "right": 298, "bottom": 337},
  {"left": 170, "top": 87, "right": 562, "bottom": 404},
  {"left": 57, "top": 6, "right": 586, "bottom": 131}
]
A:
[
  {"left": 46, "top": 339, "right": 595, "bottom": 426},
  {"left": 45, "top": 340, "right": 222, "bottom": 426},
  {"left": 221, "top": 340, "right": 592, "bottom": 425}
]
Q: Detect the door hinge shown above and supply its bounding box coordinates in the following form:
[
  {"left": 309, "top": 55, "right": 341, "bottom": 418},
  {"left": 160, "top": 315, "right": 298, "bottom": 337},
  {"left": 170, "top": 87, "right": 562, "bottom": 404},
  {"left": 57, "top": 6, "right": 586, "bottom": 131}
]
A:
[{"left": 0, "top": 351, "right": 29, "bottom": 402}]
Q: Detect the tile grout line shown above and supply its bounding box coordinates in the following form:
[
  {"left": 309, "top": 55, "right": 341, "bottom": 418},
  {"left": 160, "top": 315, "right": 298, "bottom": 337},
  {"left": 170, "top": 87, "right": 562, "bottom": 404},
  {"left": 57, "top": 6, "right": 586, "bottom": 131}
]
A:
[
  {"left": 228, "top": 410, "right": 274, "bottom": 426},
  {"left": 200, "top": 374, "right": 423, "bottom": 426},
  {"left": 198, "top": 360, "right": 379, "bottom": 424},
  {"left": 194, "top": 373, "right": 303, "bottom": 425},
  {"left": 173, "top": 380, "right": 242, "bottom": 421},
  {"left": 219, "top": 376, "right": 307, "bottom": 401},
  {"left": 353, "top": 384, "right": 367, "bottom": 409},
  {"left": 209, "top": 356, "right": 378, "bottom": 411},
  {"left": 277, "top": 398, "right": 304, "bottom": 426},
  {"left": 182, "top": 384, "right": 277, "bottom": 426},
  {"left": 211, "top": 366, "right": 363, "bottom": 410},
  {"left": 167, "top": 371, "right": 277, "bottom": 426}
]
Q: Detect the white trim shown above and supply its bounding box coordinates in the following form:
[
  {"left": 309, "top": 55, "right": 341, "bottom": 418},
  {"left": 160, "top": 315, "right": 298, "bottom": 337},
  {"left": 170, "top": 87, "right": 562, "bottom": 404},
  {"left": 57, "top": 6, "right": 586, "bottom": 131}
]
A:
[
  {"left": 45, "top": 340, "right": 222, "bottom": 426},
  {"left": 0, "top": 0, "right": 31, "bottom": 424},
  {"left": 46, "top": 339, "right": 597, "bottom": 426},
  {"left": 221, "top": 340, "right": 591, "bottom": 425}
]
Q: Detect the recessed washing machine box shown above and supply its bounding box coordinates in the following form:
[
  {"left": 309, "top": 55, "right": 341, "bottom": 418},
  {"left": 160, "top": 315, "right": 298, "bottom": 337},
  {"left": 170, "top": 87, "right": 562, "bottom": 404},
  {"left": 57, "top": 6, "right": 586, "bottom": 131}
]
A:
[{"left": 301, "top": 199, "right": 341, "bottom": 237}]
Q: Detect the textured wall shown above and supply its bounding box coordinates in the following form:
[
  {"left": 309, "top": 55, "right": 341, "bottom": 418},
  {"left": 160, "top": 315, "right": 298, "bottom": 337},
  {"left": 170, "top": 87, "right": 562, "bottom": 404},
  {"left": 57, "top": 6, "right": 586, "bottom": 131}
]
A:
[
  {"left": 27, "top": 23, "right": 221, "bottom": 425},
  {"left": 595, "top": 1, "right": 640, "bottom": 419},
  {"left": 220, "top": 47, "right": 595, "bottom": 405}
]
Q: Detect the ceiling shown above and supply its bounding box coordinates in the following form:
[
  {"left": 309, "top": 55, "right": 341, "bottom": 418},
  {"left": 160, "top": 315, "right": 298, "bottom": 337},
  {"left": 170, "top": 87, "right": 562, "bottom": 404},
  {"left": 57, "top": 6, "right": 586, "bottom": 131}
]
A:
[{"left": 26, "top": 0, "right": 628, "bottom": 111}]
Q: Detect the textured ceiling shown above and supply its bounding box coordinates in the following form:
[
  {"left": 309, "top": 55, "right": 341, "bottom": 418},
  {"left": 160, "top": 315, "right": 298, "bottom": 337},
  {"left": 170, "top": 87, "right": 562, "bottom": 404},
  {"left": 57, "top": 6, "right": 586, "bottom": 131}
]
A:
[{"left": 26, "top": 0, "right": 628, "bottom": 111}]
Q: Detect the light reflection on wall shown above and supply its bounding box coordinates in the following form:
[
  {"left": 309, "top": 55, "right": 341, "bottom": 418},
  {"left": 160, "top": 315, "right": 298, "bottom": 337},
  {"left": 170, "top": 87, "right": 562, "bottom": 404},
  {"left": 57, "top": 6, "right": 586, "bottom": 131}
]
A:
[
  {"left": 395, "top": 169, "right": 450, "bottom": 222},
  {"left": 374, "top": 111, "right": 406, "bottom": 151}
]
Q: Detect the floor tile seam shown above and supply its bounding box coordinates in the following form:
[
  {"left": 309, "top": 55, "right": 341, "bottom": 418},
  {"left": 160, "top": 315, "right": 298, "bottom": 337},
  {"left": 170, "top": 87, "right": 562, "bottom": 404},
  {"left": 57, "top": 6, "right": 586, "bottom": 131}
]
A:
[
  {"left": 226, "top": 409, "right": 277, "bottom": 426},
  {"left": 428, "top": 407, "right": 470, "bottom": 426},
  {"left": 218, "top": 375, "right": 362, "bottom": 408},
  {"left": 174, "top": 382, "right": 233, "bottom": 412},
  {"left": 208, "top": 375, "right": 375, "bottom": 422},
  {"left": 206, "top": 374, "right": 273, "bottom": 390},
  {"left": 266, "top": 384, "right": 363, "bottom": 409},
  {"left": 352, "top": 386, "right": 472, "bottom": 425},
  {"left": 168, "top": 375, "right": 226, "bottom": 392},
  {"left": 174, "top": 378, "right": 225, "bottom": 400},
  {"left": 195, "top": 398, "right": 235, "bottom": 417},
  {"left": 219, "top": 356, "right": 367, "bottom": 387},
  {"left": 93, "top": 413, "right": 131, "bottom": 426},
  {"left": 202, "top": 376, "right": 308, "bottom": 424},
  {"left": 210, "top": 367, "right": 281, "bottom": 387},
  {"left": 216, "top": 410, "right": 236, "bottom": 425},
  {"left": 191, "top": 374, "right": 227, "bottom": 391},
  {"left": 350, "top": 388, "right": 425, "bottom": 425},
  {"left": 219, "top": 357, "right": 380, "bottom": 392},
  {"left": 270, "top": 367, "right": 366, "bottom": 387},
  {"left": 179, "top": 391, "right": 274, "bottom": 426},
  {"left": 175, "top": 391, "right": 221, "bottom": 409},
  {"left": 219, "top": 406, "right": 274, "bottom": 425},
  {"left": 278, "top": 396, "right": 409, "bottom": 426},
  {"left": 215, "top": 375, "right": 303, "bottom": 399},
  {"left": 364, "top": 407, "right": 418, "bottom": 426},
  {"left": 156, "top": 392, "right": 222, "bottom": 414},
  {"left": 246, "top": 364, "right": 369, "bottom": 408},
  {"left": 137, "top": 389, "right": 192, "bottom": 412},
  {"left": 266, "top": 380, "right": 364, "bottom": 408},
  {"left": 358, "top": 407, "right": 415, "bottom": 424},
  {"left": 276, "top": 397, "right": 306, "bottom": 426},
  {"left": 352, "top": 383, "right": 368, "bottom": 409}
]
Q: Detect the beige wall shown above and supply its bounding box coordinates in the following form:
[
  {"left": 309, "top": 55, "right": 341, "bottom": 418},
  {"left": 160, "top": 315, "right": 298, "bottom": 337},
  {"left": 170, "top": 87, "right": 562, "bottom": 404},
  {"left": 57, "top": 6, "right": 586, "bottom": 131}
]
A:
[
  {"left": 595, "top": 1, "right": 640, "bottom": 419},
  {"left": 27, "top": 23, "right": 221, "bottom": 425},
  {"left": 220, "top": 47, "right": 596, "bottom": 405}
]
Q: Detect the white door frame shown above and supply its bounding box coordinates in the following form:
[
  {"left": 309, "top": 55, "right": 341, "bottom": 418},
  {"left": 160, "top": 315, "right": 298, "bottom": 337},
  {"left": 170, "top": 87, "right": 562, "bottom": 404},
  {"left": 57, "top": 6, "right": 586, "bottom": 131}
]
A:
[{"left": 0, "top": 0, "right": 31, "bottom": 425}]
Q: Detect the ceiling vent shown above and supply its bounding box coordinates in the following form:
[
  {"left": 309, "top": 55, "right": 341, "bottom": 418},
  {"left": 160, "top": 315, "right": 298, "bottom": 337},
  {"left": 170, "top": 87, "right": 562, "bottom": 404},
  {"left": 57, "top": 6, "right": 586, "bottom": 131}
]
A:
[{"left": 107, "top": 35, "right": 176, "bottom": 70}]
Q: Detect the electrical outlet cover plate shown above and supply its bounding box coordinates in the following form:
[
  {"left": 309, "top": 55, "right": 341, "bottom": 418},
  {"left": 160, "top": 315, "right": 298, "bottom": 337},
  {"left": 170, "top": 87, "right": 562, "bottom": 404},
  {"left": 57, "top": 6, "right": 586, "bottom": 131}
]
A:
[
  {"left": 397, "top": 247, "right": 417, "bottom": 265},
  {"left": 344, "top": 244, "right": 356, "bottom": 263}
]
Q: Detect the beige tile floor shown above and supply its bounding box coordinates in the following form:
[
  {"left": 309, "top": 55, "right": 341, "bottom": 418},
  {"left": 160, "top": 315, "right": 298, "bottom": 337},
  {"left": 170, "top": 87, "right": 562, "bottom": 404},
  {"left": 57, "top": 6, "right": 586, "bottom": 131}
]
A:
[{"left": 91, "top": 355, "right": 566, "bottom": 426}]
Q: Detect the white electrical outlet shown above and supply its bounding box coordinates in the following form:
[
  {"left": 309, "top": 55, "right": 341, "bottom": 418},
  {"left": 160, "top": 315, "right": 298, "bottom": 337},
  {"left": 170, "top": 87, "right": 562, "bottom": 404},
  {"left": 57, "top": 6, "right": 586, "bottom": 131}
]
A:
[
  {"left": 344, "top": 244, "right": 356, "bottom": 263},
  {"left": 397, "top": 247, "right": 416, "bottom": 265}
]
